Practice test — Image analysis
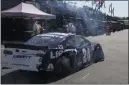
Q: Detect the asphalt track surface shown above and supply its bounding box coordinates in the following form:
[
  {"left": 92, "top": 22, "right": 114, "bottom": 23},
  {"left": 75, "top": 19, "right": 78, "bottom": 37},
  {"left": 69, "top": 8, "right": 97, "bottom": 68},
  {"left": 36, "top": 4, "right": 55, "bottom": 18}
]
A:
[{"left": 1, "top": 30, "right": 128, "bottom": 84}]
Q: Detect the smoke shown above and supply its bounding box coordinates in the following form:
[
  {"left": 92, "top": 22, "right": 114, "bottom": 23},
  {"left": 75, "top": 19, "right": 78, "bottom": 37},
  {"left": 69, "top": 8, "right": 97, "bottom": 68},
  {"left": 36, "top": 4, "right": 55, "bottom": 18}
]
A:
[
  {"left": 64, "top": 2, "right": 105, "bottom": 36},
  {"left": 39, "top": 1, "right": 106, "bottom": 36}
]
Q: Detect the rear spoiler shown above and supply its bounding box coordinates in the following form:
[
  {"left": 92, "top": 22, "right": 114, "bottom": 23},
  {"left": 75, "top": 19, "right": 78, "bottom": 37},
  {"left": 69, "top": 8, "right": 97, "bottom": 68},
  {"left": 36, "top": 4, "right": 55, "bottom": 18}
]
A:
[{"left": 4, "top": 43, "right": 48, "bottom": 51}]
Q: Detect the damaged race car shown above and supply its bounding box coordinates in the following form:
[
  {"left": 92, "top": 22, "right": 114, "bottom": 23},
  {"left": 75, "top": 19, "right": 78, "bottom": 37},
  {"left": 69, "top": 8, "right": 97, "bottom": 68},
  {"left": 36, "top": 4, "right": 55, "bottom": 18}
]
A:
[{"left": 2, "top": 32, "right": 104, "bottom": 74}]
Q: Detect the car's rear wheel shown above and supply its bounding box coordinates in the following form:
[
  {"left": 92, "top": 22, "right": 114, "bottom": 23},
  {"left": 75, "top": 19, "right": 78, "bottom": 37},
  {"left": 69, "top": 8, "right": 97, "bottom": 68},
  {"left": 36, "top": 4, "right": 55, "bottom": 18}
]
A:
[{"left": 55, "top": 53, "right": 78, "bottom": 75}]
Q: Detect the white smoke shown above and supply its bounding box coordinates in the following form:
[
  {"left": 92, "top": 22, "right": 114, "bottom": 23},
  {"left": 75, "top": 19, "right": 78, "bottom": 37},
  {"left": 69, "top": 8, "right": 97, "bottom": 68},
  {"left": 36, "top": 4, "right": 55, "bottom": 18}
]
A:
[
  {"left": 63, "top": 1, "right": 105, "bottom": 36},
  {"left": 40, "top": 1, "right": 106, "bottom": 36}
]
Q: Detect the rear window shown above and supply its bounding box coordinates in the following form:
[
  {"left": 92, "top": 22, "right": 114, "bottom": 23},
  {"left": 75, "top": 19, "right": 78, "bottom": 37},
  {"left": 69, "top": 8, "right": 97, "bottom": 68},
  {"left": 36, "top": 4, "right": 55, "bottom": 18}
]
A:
[{"left": 25, "top": 35, "right": 66, "bottom": 46}]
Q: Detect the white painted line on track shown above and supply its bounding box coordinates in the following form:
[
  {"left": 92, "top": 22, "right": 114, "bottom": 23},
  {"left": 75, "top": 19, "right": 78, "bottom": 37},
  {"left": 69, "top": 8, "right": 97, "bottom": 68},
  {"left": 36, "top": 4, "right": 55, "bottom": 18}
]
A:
[{"left": 81, "top": 73, "right": 90, "bottom": 80}]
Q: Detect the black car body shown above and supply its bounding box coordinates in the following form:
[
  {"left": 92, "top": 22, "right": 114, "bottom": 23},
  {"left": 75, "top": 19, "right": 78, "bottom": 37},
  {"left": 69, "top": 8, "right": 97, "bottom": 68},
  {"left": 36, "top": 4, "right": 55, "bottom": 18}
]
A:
[{"left": 3, "top": 32, "right": 104, "bottom": 74}]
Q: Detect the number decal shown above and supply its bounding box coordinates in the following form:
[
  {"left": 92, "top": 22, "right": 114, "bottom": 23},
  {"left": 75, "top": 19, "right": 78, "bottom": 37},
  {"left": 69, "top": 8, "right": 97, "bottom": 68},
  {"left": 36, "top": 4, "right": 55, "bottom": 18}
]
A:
[
  {"left": 82, "top": 48, "right": 87, "bottom": 63},
  {"left": 87, "top": 48, "right": 91, "bottom": 62},
  {"left": 82, "top": 48, "right": 91, "bottom": 63}
]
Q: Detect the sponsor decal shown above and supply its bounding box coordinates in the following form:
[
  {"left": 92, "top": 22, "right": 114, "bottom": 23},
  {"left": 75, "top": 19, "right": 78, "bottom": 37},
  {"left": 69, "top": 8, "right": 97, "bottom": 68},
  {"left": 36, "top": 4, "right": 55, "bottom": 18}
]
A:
[
  {"left": 50, "top": 50, "right": 63, "bottom": 59},
  {"left": 58, "top": 45, "right": 64, "bottom": 49},
  {"left": 12, "top": 63, "right": 29, "bottom": 67},
  {"left": 38, "top": 50, "right": 46, "bottom": 55},
  {"left": 47, "top": 63, "right": 54, "bottom": 71},
  {"left": 13, "top": 55, "right": 32, "bottom": 59}
]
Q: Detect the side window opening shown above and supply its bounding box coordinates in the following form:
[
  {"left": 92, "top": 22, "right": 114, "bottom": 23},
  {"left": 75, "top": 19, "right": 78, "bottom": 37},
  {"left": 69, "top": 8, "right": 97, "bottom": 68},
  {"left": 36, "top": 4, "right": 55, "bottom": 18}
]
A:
[
  {"left": 74, "top": 36, "right": 89, "bottom": 47},
  {"left": 82, "top": 37, "right": 91, "bottom": 46},
  {"left": 66, "top": 37, "right": 75, "bottom": 47}
]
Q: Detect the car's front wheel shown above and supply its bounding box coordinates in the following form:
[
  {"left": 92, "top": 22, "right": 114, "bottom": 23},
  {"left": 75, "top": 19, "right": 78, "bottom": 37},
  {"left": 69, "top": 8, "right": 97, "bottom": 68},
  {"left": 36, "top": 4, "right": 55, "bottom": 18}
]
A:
[{"left": 92, "top": 44, "right": 105, "bottom": 63}]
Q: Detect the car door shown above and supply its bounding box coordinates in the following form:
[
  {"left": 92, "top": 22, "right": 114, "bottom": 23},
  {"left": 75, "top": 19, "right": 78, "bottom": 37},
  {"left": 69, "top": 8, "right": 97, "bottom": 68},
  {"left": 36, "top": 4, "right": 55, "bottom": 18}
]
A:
[{"left": 74, "top": 36, "right": 91, "bottom": 65}]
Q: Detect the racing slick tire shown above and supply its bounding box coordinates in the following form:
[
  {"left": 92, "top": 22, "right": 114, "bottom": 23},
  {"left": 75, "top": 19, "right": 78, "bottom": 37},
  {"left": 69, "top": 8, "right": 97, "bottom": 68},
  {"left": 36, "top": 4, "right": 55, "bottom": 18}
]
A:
[
  {"left": 92, "top": 44, "right": 104, "bottom": 63},
  {"left": 54, "top": 53, "right": 78, "bottom": 75}
]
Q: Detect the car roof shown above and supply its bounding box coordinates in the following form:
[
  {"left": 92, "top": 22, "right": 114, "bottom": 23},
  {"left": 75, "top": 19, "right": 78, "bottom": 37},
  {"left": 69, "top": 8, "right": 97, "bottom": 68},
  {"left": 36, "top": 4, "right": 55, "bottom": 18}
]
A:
[{"left": 37, "top": 32, "right": 75, "bottom": 37}]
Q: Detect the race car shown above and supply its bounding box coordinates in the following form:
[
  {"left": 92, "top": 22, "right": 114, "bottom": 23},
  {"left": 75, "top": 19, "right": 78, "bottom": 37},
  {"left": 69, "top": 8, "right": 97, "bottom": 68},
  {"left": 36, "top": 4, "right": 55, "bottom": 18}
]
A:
[{"left": 2, "top": 32, "right": 104, "bottom": 74}]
